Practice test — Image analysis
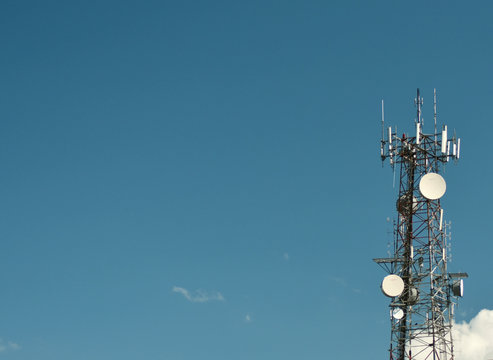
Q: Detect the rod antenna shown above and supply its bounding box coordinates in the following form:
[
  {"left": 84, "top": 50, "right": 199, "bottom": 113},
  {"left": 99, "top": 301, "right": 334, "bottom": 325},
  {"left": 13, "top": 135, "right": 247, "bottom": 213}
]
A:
[
  {"left": 434, "top": 88, "right": 438, "bottom": 144},
  {"left": 381, "top": 100, "right": 385, "bottom": 162},
  {"left": 382, "top": 100, "right": 385, "bottom": 139}
]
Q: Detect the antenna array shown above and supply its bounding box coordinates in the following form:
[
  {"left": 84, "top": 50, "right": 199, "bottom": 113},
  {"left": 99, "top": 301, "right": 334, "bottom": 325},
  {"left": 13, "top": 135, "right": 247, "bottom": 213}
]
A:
[{"left": 374, "top": 89, "right": 467, "bottom": 360}]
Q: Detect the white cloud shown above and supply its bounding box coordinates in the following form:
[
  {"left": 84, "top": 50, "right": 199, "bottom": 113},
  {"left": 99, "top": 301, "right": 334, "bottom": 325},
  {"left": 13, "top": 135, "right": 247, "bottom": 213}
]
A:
[
  {"left": 453, "top": 309, "right": 493, "bottom": 360},
  {"left": 244, "top": 314, "right": 252, "bottom": 323},
  {"left": 8, "top": 341, "right": 20, "bottom": 350},
  {"left": 283, "top": 253, "right": 289, "bottom": 261},
  {"left": 395, "top": 309, "right": 493, "bottom": 360},
  {"left": 0, "top": 339, "right": 20, "bottom": 352},
  {"left": 172, "top": 286, "right": 225, "bottom": 303}
]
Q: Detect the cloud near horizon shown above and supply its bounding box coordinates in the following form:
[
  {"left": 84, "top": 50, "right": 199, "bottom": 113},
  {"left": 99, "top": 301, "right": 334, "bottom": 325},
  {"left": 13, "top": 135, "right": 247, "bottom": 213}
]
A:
[
  {"left": 401, "top": 309, "right": 493, "bottom": 360},
  {"left": 453, "top": 309, "right": 493, "bottom": 360},
  {"left": 172, "top": 286, "right": 225, "bottom": 303}
]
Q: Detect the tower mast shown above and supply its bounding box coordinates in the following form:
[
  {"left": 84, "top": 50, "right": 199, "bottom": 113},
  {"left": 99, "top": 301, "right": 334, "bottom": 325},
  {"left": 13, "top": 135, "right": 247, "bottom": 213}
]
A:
[{"left": 375, "top": 89, "right": 466, "bottom": 360}]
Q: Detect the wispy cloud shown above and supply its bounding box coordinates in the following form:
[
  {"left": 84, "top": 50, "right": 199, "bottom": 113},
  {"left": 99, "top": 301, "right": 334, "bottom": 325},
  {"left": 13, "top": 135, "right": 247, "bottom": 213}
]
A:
[
  {"left": 0, "top": 339, "right": 20, "bottom": 353},
  {"left": 172, "top": 286, "right": 225, "bottom": 303},
  {"left": 331, "top": 276, "right": 347, "bottom": 287},
  {"left": 330, "top": 276, "right": 362, "bottom": 294},
  {"left": 283, "top": 253, "right": 290, "bottom": 261},
  {"left": 453, "top": 309, "right": 493, "bottom": 360},
  {"left": 244, "top": 314, "right": 252, "bottom": 323}
]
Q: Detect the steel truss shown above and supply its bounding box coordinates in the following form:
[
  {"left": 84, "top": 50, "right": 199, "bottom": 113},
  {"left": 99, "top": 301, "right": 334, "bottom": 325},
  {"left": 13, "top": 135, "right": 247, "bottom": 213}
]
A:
[{"left": 374, "top": 89, "right": 466, "bottom": 360}]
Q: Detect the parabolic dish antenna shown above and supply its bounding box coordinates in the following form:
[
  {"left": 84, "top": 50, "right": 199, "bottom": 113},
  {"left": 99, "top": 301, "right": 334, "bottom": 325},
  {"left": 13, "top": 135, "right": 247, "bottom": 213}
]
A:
[
  {"left": 419, "top": 173, "right": 446, "bottom": 200},
  {"left": 381, "top": 274, "right": 405, "bottom": 298},
  {"left": 408, "top": 286, "right": 419, "bottom": 303},
  {"left": 396, "top": 195, "right": 418, "bottom": 215},
  {"left": 392, "top": 308, "right": 404, "bottom": 320}
]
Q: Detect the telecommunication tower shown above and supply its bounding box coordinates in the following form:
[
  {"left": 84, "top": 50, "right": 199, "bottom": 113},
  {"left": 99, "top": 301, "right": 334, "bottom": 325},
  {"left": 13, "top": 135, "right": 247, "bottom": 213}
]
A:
[{"left": 374, "top": 89, "right": 467, "bottom": 360}]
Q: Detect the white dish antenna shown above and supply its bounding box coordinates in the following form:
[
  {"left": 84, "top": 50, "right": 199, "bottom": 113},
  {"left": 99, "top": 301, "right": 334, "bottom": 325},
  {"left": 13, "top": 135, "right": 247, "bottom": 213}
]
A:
[
  {"left": 392, "top": 308, "right": 404, "bottom": 320},
  {"left": 419, "top": 173, "right": 446, "bottom": 200},
  {"left": 381, "top": 274, "right": 405, "bottom": 297},
  {"left": 408, "top": 287, "right": 419, "bottom": 303}
]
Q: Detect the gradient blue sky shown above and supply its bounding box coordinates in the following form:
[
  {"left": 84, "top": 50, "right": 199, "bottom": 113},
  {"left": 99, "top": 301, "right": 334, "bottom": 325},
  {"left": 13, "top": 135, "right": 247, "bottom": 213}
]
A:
[{"left": 1, "top": 1, "right": 492, "bottom": 359}]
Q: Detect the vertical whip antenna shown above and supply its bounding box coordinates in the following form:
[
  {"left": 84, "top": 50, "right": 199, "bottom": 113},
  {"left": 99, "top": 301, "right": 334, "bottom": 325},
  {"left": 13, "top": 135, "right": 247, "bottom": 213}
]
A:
[
  {"left": 434, "top": 89, "right": 438, "bottom": 144},
  {"left": 381, "top": 100, "right": 385, "bottom": 162}
]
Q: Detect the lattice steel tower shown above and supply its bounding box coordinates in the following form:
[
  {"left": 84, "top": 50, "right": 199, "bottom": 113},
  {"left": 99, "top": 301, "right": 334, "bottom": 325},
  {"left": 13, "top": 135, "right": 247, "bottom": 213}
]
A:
[{"left": 374, "top": 89, "right": 467, "bottom": 360}]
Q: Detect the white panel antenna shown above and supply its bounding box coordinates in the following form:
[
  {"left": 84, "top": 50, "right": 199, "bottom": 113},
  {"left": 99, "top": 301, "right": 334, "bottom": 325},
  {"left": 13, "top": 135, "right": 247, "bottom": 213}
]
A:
[
  {"left": 388, "top": 127, "right": 392, "bottom": 149},
  {"left": 441, "top": 126, "right": 448, "bottom": 153},
  {"left": 439, "top": 208, "right": 444, "bottom": 230}
]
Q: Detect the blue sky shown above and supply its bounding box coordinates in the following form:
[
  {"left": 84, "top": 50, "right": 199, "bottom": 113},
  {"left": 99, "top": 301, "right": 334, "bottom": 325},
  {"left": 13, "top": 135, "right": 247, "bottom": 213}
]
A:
[{"left": 1, "top": 1, "right": 492, "bottom": 359}]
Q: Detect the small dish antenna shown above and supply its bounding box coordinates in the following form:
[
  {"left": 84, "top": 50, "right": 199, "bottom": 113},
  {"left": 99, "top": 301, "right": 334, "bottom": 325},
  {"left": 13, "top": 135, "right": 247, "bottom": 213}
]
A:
[
  {"left": 419, "top": 173, "right": 446, "bottom": 200},
  {"left": 408, "top": 287, "right": 419, "bottom": 303},
  {"left": 392, "top": 308, "right": 404, "bottom": 320},
  {"left": 396, "top": 195, "right": 418, "bottom": 215},
  {"left": 381, "top": 274, "right": 405, "bottom": 297}
]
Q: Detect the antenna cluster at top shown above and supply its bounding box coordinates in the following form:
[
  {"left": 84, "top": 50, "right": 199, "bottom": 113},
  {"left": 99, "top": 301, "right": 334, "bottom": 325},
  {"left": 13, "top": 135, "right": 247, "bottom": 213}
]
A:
[{"left": 380, "top": 88, "right": 461, "bottom": 167}]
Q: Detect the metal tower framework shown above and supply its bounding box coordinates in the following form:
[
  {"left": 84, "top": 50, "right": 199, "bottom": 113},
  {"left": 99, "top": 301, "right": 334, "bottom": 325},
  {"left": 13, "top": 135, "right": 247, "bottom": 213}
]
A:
[{"left": 374, "top": 89, "right": 467, "bottom": 360}]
